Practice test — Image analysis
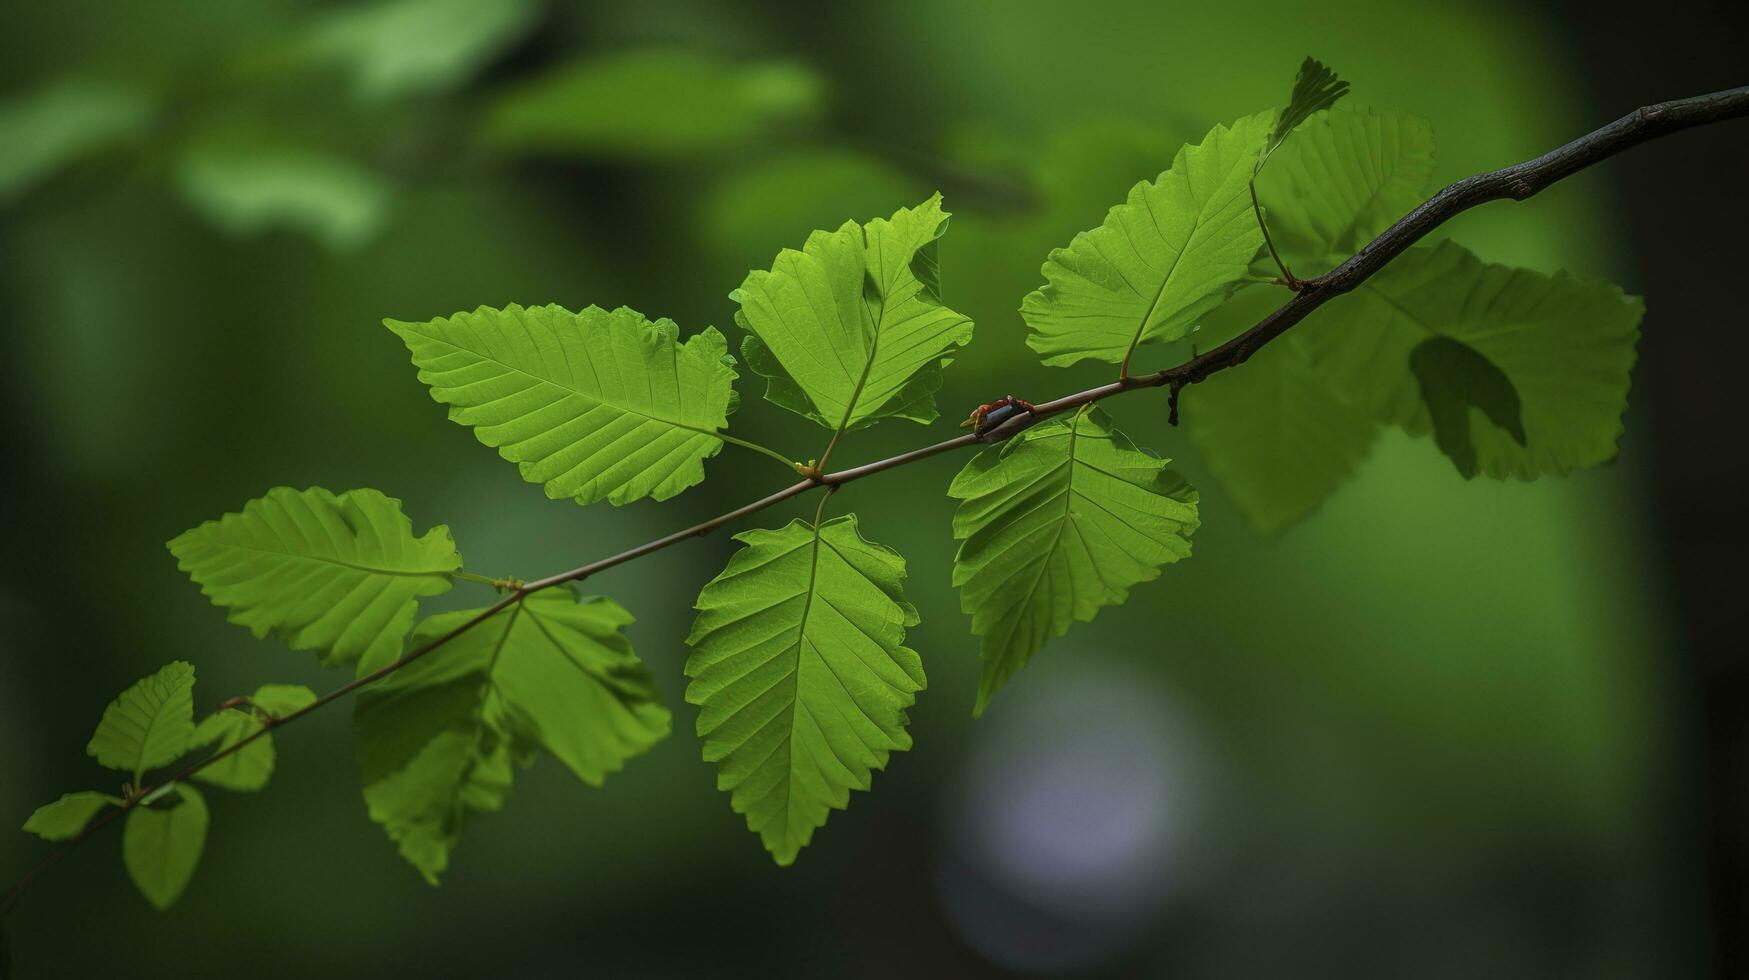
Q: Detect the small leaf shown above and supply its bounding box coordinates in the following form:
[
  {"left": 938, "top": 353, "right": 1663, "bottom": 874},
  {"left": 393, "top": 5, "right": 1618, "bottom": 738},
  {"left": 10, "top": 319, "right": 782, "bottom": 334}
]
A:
[
  {"left": 1256, "top": 107, "right": 1437, "bottom": 271},
  {"left": 301, "top": 0, "right": 541, "bottom": 103},
  {"left": 948, "top": 408, "right": 1198, "bottom": 714},
  {"left": 169, "top": 487, "right": 460, "bottom": 672},
  {"left": 173, "top": 140, "right": 391, "bottom": 251},
  {"left": 22, "top": 792, "right": 117, "bottom": 841},
  {"left": 686, "top": 514, "right": 924, "bottom": 865},
  {"left": 354, "top": 589, "right": 669, "bottom": 883},
  {"left": 122, "top": 784, "right": 208, "bottom": 911},
  {"left": 0, "top": 78, "right": 151, "bottom": 200},
  {"left": 387, "top": 305, "right": 743, "bottom": 507},
  {"left": 487, "top": 49, "right": 822, "bottom": 159},
  {"left": 1022, "top": 112, "right": 1274, "bottom": 368},
  {"left": 734, "top": 194, "right": 975, "bottom": 430},
  {"left": 190, "top": 684, "right": 317, "bottom": 792},
  {"left": 87, "top": 662, "right": 197, "bottom": 779},
  {"left": 1298, "top": 241, "right": 1643, "bottom": 479},
  {"left": 1410, "top": 336, "right": 1528, "bottom": 479},
  {"left": 1265, "top": 57, "right": 1350, "bottom": 159}
]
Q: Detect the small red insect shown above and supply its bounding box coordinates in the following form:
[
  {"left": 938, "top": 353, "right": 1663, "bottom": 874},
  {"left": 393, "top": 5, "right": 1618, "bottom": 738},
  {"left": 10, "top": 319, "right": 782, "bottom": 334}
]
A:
[{"left": 961, "top": 395, "right": 1037, "bottom": 435}]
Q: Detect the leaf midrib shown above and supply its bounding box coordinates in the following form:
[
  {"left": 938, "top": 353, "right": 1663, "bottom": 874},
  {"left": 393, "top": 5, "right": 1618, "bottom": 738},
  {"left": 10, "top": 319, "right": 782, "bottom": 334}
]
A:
[
  {"left": 199, "top": 541, "right": 453, "bottom": 579},
  {"left": 405, "top": 324, "right": 727, "bottom": 444}
]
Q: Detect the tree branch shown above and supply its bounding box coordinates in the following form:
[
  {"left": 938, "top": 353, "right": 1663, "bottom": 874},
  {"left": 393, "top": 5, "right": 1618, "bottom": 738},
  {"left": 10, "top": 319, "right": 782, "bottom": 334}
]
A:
[{"left": 7, "top": 84, "right": 1745, "bottom": 916}]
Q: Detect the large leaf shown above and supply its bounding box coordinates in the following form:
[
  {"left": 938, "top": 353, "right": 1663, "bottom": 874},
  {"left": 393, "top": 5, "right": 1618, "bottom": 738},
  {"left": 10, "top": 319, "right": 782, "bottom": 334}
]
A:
[
  {"left": 486, "top": 48, "right": 822, "bottom": 159},
  {"left": 168, "top": 487, "right": 461, "bottom": 671},
  {"left": 387, "top": 304, "right": 743, "bottom": 506},
  {"left": 189, "top": 684, "right": 318, "bottom": 792},
  {"left": 122, "top": 784, "right": 208, "bottom": 910},
  {"left": 1257, "top": 106, "right": 1437, "bottom": 272},
  {"left": 685, "top": 514, "right": 925, "bottom": 865},
  {"left": 86, "top": 662, "right": 197, "bottom": 780},
  {"left": 22, "top": 792, "right": 118, "bottom": 842},
  {"left": 1022, "top": 111, "right": 1274, "bottom": 368},
  {"left": 734, "top": 194, "right": 975, "bottom": 430},
  {"left": 948, "top": 408, "right": 1199, "bottom": 714},
  {"left": 1298, "top": 241, "right": 1644, "bottom": 479},
  {"left": 354, "top": 589, "right": 669, "bottom": 883}
]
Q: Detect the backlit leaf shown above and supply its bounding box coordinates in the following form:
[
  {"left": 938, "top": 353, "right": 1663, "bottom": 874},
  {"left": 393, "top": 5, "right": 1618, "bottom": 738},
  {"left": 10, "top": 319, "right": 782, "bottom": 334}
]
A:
[
  {"left": 168, "top": 487, "right": 461, "bottom": 671},
  {"left": 685, "top": 514, "right": 924, "bottom": 865},
  {"left": 1023, "top": 112, "right": 1274, "bottom": 368},
  {"left": 22, "top": 792, "right": 117, "bottom": 842},
  {"left": 1265, "top": 57, "right": 1350, "bottom": 159},
  {"left": 734, "top": 194, "right": 975, "bottom": 430},
  {"left": 1410, "top": 336, "right": 1527, "bottom": 480},
  {"left": 1298, "top": 241, "right": 1643, "bottom": 479},
  {"left": 189, "top": 684, "right": 318, "bottom": 792},
  {"left": 86, "top": 662, "right": 197, "bottom": 779},
  {"left": 122, "top": 784, "right": 207, "bottom": 911},
  {"left": 387, "top": 304, "right": 743, "bottom": 506},
  {"left": 949, "top": 408, "right": 1198, "bottom": 714},
  {"left": 354, "top": 589, "right": 669, "bottom": 883}
]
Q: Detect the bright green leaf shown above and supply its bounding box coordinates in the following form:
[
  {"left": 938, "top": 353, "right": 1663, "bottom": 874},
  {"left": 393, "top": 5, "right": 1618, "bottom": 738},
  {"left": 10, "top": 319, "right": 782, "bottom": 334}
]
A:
[
  {"left": 0, "top": 78, "right": 151, "bottom": 200},
  {"left": 173, "top": 140, "right": 391, "bottom": 251},
  {"left": 167, "top": 487, "right": 461, "bottom": 671},
  {"left": 1258, "top": 106, "right": 1437, "bottom": 272},
  {"left": 387, "top": 304, "right": 745, "bottom": 507},
  {"left": 189, "top": 684, "right": 317, "bottom": 792},
  {"left": 685, "top": 514, "right": 925, "bottom": 865},
  {"left": 302, "top": 0, "right": 540, "bottom": 102},
  {"left": 734, "top": 194, "right": 975, "bottom": 430},
  {"left": 487, "top": 48, "right": 822, "bottom": 159},
  {"left": 86, "top": 661, "right": 197, "bottom": 779},
  {"left": 354, "top": 589, "right": 669, "bottom": 883},
  {"left": 1299, "top": 241, "right": 1643, "bottom": 479},
  {"left": 1410, "top": 336, "right": 1528, "bottom": 479},
  {"left": 122, "top": 784, "right": 208, "bottom": 911},
  {"left": 949, "top": 408, "right": 1199, "bottom": 714},
  {"left": 1022, "top": 111, "right": 1274, "bottom": 368},
  {"left": 22, "top": 792, "right": 117, "bottom": 841}
]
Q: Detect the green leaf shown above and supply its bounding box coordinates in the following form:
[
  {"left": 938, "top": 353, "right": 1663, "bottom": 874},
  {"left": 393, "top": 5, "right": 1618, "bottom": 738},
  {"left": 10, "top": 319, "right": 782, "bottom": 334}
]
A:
[
  {"left": 1257, "top": 106, "right": 1437, "bottom": 272},
  {"left": 122, "top": 784, "right": 208, "bottom": 911},
  {"left": 1298, "top": 241, "right": 1643, "bottom": 479},
  {"left": 173, "top": 139, "right": 391, "bottom": 251},
  {"left": 1184, "top": 330, "right": 1378, "bottom": 534},
  {"left": 354, "top": 589, "right": 669, "bottom": 883},
  {"left": 189, "top": 684, "right": 318, "bottom": 792},
  {"left": 948, "top": 408, "right": 1198, "bottom": 715},
  {"left": 1410, "top": 336, "right": 1528, "bottom": 480},
  {"left": 0, "top": 78, "right": 151, "bottom": 200},
  {"left": 168, "top": 487, "right": 461, "bottom": 671},
  {"left": 301, "top": 0, "right": 540, "bottom": 103},
  {"left": 486, "top": 49, "right": 822, "bottom": 159},
  {"left": 387, "top": 304, "right": 745, "bottom": 507},
  {"left": 685, "top": 514, "right": 925, "bottom": 865},
  {"left": 22, "top": 792, "right": 117, "bottom": 841},
  {"left": 1265, "top": 57, "right": 1350, "bottom": 159},
  {"left": 1022, "top": 111, "right": 1274, "bottom": 368},
  {"left": 733, "top": 194, "right": 975, "bottom": 430},
  {"left": 87, "top": 661, "right": 198, "bottom": 779}
]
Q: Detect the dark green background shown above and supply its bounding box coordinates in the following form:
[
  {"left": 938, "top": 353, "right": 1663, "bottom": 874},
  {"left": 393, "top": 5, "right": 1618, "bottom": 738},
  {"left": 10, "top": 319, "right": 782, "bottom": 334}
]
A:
[{"left": 2, "top": 1, "right": 1743, "bottom": 976}]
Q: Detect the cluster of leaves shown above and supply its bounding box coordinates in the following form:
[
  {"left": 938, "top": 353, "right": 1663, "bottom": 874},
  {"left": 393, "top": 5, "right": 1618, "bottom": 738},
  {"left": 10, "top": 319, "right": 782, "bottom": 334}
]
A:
[
  {"left": 19, "top": 58, "right": 1645, "bottom": 903},
  {"left": 22, "top": 663, "right": 313, "bottom": 908}
]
